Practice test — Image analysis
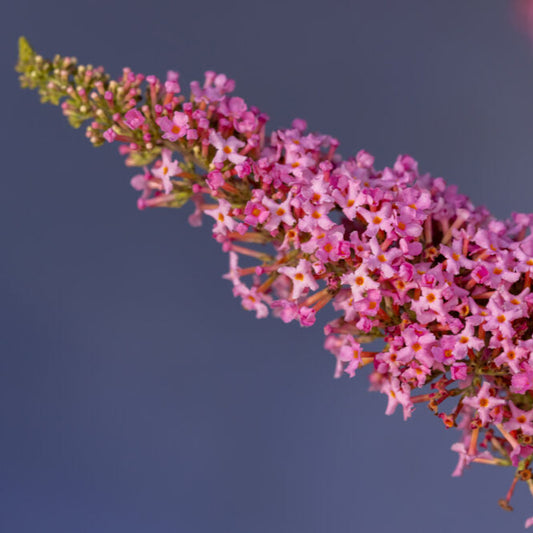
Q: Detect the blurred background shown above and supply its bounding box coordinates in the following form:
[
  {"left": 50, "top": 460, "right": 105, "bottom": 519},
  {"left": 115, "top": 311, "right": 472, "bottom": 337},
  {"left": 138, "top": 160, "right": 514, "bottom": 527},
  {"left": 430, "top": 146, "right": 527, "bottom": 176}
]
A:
[{"left": 2, "top": 1, "right": 533, "bottom": 531}]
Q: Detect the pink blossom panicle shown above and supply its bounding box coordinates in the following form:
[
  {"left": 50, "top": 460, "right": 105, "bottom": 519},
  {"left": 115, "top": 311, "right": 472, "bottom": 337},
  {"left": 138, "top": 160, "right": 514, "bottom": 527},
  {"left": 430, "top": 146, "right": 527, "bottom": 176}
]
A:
[{"left": 17, "top": 37, "right": 533, "bottom": 525}]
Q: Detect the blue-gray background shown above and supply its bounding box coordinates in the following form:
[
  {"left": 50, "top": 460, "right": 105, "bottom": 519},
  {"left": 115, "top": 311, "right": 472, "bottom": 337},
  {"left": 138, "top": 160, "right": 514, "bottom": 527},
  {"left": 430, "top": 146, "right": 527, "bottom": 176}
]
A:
[{"left": 2, "top": 1, "right": 533, "bottom": 531}]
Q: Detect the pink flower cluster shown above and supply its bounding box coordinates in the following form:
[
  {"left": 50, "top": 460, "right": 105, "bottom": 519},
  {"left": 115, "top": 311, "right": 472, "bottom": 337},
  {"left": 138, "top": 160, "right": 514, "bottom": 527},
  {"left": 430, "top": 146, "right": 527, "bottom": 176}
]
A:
[
  {"left": 130, "top": 69, "right": 533, "bottom": 522},
  {"left": 17, "top": 40, "right": 533, "bottom": 525}
]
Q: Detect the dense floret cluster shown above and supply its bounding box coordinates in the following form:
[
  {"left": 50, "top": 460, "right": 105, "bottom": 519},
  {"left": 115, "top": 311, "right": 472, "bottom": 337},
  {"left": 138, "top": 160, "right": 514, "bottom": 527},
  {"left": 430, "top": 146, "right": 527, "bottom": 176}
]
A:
[{"left": 16, "top": 37, "right": 533, "bottom": 525}]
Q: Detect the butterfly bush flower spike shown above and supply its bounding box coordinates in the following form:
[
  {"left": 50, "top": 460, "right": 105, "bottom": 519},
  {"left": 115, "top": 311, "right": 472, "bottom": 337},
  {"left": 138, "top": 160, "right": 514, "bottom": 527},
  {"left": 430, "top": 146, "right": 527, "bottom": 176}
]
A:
[{"left": 16, "top": 36, "right": 533, "bottom": 527}]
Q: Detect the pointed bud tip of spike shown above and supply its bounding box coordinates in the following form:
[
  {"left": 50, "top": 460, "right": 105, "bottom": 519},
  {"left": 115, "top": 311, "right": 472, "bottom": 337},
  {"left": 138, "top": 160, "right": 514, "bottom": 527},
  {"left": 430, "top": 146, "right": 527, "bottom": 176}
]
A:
[
  {"left": 16, "top": 36, "right": 36, "bottom": 74},
  {"left": 18, "top": 36, "right": 34, "bottom": 61}
]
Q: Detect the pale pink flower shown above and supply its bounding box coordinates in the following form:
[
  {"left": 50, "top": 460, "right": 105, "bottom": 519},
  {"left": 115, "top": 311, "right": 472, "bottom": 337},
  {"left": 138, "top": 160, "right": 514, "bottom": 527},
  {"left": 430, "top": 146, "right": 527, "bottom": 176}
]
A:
[
  {"left": 204, "top": 199, "right": 237, "bottom": 236},
  {"left": 505, "top": 402, "right": 533, "bottom": 436},
  {"left": 209, "top": 131, "right": 246, "bottom": 165},
  {"left": 151, "top": 149, "right": 180, "bottom": 194},
  {"left": 279, "top": 259, "right": 319, "bottom": 300},
  {"left": 262, "top": 195, "right": 295, "bottom": 232},
  {"left": 340, "top": 264, "right": 379, "bottom": 301},
  {"left": 463, "top": 382, "right": 506, "bottom": 426}
]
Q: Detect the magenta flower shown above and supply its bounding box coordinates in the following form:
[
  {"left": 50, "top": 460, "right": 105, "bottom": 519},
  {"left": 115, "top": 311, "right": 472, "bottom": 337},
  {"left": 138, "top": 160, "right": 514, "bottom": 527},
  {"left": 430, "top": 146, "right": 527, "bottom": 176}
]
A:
[
  {"left": 103, "top": 127, "right": 116, "bottom": 143},
  {"left": 157, "top": 111, "right": 189, "bottom": 142},
  {"left": 124, "top": 108, "right": 145, "bottom": 130}
]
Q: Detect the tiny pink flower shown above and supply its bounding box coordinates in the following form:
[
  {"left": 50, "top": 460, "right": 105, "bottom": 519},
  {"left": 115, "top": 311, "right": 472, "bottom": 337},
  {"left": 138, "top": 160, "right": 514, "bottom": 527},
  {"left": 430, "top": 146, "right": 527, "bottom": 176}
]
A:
[
  {"left": 332, "top": 180, "right": 360, "bottom": 220},
  {"left": 338, "top": 339, "right": 363, "bottom": 378},
  {"left": 271, "top": 299, "right": 299, "bottom": 324},
  {"left": 244, "top": 200, "right": 269, "bottom": 226},
  {"left": 130, "top": 167, "right": 153, "bottom": 200},
  {"left": 298, "top": 305, "right": 316, "bottom": 326},
  {"left": 493, "top": 339, "right": 525, "bottom": 374},
  {"left": 470, "top": 264, "right": 490, "bottom": 285},
  {"left": 463, "top": 381, "right": 506, "bottom": 426},
  {"left": 402, "top": 361, "right": 431, "bottom": 387},
  {"left": 262, "top": 195, "right": 295, "bottom": 232},
  {"left": 297, "top": 204, "right": 335, "bottom": 233},
  {"left": 398, "top": 326, "right": 436, "bottom": 367},
  {"left": 206, "top": 170, "right": 225, "bottom": 190},
  {"left": 164, "top": 70, "right": 180, "bottom": 93},
  {"left": 124, "top": 109, "right": 145, "bottom": 130},
  {"left": 366, "top": 238, "right": 402, "bottom": 279},
  {"left": 279, "top": 259, "right": 319, "bottom": 300},
  {"left": 103, "top": 127, "right": 116, "bottom": 143},
  {"left": 210, "top": 131, "right": 246, "bottom": 165},
  {"left": 151, "top": 149, "right": 180, "bottom": 194},
  {"left": 393, "top": 209, "right": 423, "bottom": 239},
  {"left": 451, "top": 362, "right": 469, "bottom": 381},
  {"left": 450, "top": 442, "right": 472, "bottom": 477},
  {"left": 431, "top": 335, "right": 462, "bottom": 365},
  {"left": 382, "top": 377, "right": 413, "bottom": 420},
  {"left": 233, "top": 284, "right": 269, "bottom": 318},
  {"left": 340, "top": 264, "right": 379, "bottom": 301},
  {"left": 440, "top": 237, "right": 474, "bottom": 275},
  {"left": 205, "top": 198, "right": 237, "bottom": 236},
  {"left": 452, "top": 320, "right": 485, "bottom": 359},
  {"left": 314, "top": 230, "right": 345, "bottom": 263},
  {"left": 511, "top": 369, "right": 533, "bottom": 394},
  {"left": 157, "top": 111, "right": 189, "bottom": 142},
  {"left": 504, "top": 402, "right": 533, "bottom": 436},
  {"left": 359, "top": 205, "right": 394, "bottom": 237}
]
